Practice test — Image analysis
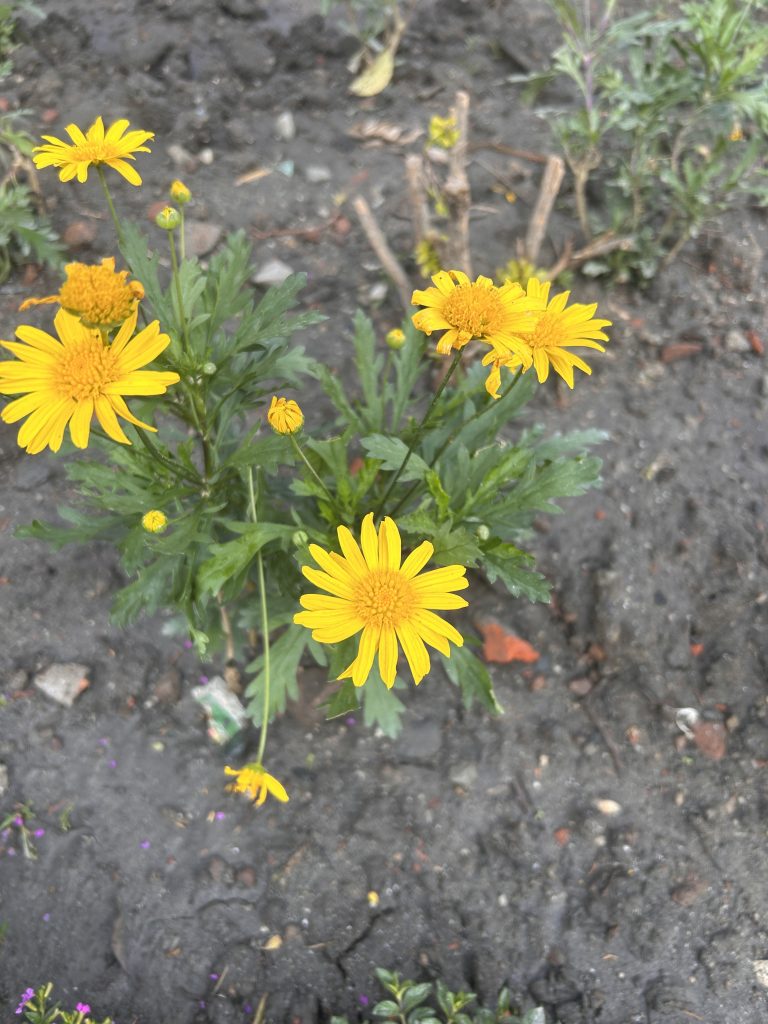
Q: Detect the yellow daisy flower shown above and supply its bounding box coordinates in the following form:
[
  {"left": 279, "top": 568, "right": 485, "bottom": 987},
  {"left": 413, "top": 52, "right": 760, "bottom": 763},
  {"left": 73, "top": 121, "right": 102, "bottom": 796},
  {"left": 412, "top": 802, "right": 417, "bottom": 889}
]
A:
[
  {"left": 224, "top": 763, "right": 289, "bottom": 806},
  {"left": 411, "top": 270, "right": 537, "bottom": 364},
  {"left": 19, "top": 257, "right": 144, "bottom": 329},
  {"left": 267, "top": 395, "right": 303, "bottom": 434},
  {"left": 294, "top": 512, "right": 468, "bottom": 688},
  {"left": 485, "top": 277, "right": 612, "bottom": 391},
  {"left": 33, "top": 116, "right": 154, "bottom": 186},
  {"left": 0, "top": 308, "right": 180, "bottom": 454}
]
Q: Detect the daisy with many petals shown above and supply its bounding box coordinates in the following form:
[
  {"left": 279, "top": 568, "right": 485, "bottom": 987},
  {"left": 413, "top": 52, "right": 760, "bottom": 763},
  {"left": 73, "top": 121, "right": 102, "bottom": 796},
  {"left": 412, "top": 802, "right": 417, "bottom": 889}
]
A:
[
  {"left": 19, "top": 257, "right": 144, "bottom": 330},
  {"left": 294, "top": 513, "right": 468, "bottom": 688},
  {"left": 33, "top": 116, "right": 154, "bottom": 186},
  {"left": 225, "top": 763, "right": 289, "bottom": 806},
  {"left": 411, "top": 269, "right": 538, "bottom": 364},
  {"left": 0, "top": 308, "right": 179, "bottom": 454},
  {"left": 483, "top": 277, "right": 612, "bottom": 395}
]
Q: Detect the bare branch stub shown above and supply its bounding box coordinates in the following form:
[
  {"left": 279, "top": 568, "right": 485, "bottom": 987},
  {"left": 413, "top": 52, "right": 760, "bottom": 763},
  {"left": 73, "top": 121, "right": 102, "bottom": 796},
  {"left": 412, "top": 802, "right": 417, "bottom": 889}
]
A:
[
  {"left": 440, "top": 90, "right": 472, "bottom": 276},
  {"left": 524, "top": 153, "right": 565, "bottom": 267},
  {"left": 352, "top": 195, "right": 413, "bottom": 314}
]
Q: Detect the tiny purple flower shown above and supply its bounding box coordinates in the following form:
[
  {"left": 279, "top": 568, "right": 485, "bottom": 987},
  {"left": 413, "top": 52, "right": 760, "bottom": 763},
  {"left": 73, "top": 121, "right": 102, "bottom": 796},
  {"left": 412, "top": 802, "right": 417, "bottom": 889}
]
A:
[
  {"left": 109, "top": 759, "right": 117, "bottom": 768},
  {"left": 42, "top": 913, "right": 50, "bottom": 921},
  {"left": 209, "top": 973, "right": 219, "bottom": 980},
  {"left": 199, "top": 674, "right": 209, "bottom": 685},
  {"left": 346, "top": 716, "right": 357, "bottom": 726},
  {"left": 243, "top": 1005, "right": 253, "bottom": 1015},
  {"left": 1, "top": 827, "right": 10, "bottom": 839},
  {"left": 215, "top": 811, "right": 225, "bottom": 821},
  {"left": 13, "top": 815, "right": 23, "bottom": 826},
  {"left": 15, "top": 987, "right": 34, "bottom": 1014},
  {"left": 358, "top": 993, "right": 370, "bottom": 1007},
  {"left": 140, "top": 840, "right": 150, "bottom": 849},
  {"left": 199, "top": 1001, "right": 206, "bottom": 1009},
  {"left": 7, "top": 847, "right": 16, "bottom": 856},
  {"left": 34, "top": 828, "right": 45, "bottom": 838},
  {"left": 184, "top": 639, "right": 194, "bottom": 649},
  {"left": 98, "top": 738, "right": 109, "bottom": 746},
  {"left": 75, "top": 1004, "right": 91, "bottom": 1015}
]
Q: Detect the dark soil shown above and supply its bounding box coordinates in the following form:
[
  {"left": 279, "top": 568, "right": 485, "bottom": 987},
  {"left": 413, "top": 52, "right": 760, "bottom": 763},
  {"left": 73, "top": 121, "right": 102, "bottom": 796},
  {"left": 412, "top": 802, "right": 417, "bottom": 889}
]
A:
[{"left": 1, "top": 1, "right": 768, "bottom": 1022}]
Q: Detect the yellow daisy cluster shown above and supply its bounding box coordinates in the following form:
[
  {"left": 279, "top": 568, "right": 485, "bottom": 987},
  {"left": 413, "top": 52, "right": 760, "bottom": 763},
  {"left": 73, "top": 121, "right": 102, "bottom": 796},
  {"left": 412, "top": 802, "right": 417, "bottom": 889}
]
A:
[{"left": 411, "top": 269, "right": 612, "bottom": 394}]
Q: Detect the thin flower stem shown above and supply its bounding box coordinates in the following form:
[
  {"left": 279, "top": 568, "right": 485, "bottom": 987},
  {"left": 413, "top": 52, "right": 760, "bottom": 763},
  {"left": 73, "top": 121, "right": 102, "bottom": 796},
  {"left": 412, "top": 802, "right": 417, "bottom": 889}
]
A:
[
  {"left": 179, "top": 207, "right": 187, "bottom": 262},
  {"left": 135, "top": 427, "right": 200, "bottom": 485},
  {"left": 248, "top": 467, "right": 271, "bottom": 765},
  {"left": 168, "top": 230, "right": 191, "bottom": 356},
  {"left": 289, "top": 433, "right": 341, "bottom": 515},
  {"left": 97, "top": 166, "right": 124, "bottom": 246},
  {"left": 376, "top": 348, "right": 463, "bottom": 517},
  {"left": 389, "top": 365, "right": 525, "bottom": 518}
]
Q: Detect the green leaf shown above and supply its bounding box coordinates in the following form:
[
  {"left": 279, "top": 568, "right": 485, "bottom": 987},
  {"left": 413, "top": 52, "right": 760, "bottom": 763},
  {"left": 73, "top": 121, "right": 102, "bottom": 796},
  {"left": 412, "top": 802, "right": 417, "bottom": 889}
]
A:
[
  {"left": 362, "top": 670, "right": 407, "bottom": 737},
  {"left": 220, "top": 433, "right": 292, "bottom": 473},
  {"left": 352, "top": 310, "right": 386, "bottom": 430},
  {"left": 323, "top": 679, "right": 360, "bottom": 720},
  {"left": 198, "top": 522, "right": 295, "bottom": 595},
  {"left": 245, "top": 623, "right": 307, "bottom": 724},
  {"left": 443, "top": 645, "right": 503, "bottom": 715},
  {"left": 402, "top": 983, "right": 433, "bottom": 1014},
  {"left": 372, "top": 1001, "right": 401, "bottom": 1019},
  {"left": 483, "top": 545, "right": 551, "bottom": 603},
  {"left": 361, "top": 434, "right": 430, "bottom": 483},
  {"left": 521, "top": 1010, "right": 546, "bottom": 1024}
]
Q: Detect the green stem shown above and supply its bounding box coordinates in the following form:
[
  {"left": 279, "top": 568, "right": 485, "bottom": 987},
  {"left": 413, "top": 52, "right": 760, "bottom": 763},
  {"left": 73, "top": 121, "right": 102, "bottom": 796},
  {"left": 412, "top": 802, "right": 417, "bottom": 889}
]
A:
[
  {"left": 135, "top": 427, "right": 200, "bottom": 485},
  {"left": 289, "top": 433, "right": 341, "bottom": 515},
  {"left": 388, "top": 365, "right": 525, "bottom": 518},
  {"left": 179, "top": 207, "right": 186, "bottom": 263},
  {"left": 168, "top": 229, "right": 191, "bottom": 356},
  {"left": 375, "top": 348, "right": 463, "bottom": 517},
  {"left": 97, "top": 166, "right": 123, "bottom": 246},
  {"left": 248, "top": 467, "right": 271, "bottom": 764}
]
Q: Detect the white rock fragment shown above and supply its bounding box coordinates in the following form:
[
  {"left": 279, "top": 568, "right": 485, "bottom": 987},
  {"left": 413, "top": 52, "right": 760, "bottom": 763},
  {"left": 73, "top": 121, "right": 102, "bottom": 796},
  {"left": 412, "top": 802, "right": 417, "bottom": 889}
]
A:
[
  {"left": 254, "top": 258, "right": 294, "bottom": 286},
  {"left": 275, "top": 111, "right": 296, "bottom": 141},
  {"left": 34, "top": 663, "right": 90, "bottom": 706},
  {"left": 594, "top": 798, "right": 622, "bottom": 816},
  {"left": 753, "top": 961, "right": 768, "bottom": 988}
]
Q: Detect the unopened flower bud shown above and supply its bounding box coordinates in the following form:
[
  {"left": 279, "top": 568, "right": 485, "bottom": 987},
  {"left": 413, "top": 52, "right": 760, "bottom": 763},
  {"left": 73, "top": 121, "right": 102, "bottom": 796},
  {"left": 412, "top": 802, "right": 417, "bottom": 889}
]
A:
[
  {"left": 170, "top": 179, "right": 192, "bottom": 204},
  {"left": 155, "top": 206, "right": 181, "bottom": 230},
  {"left": 202, "top": 361, "right": 217, "bottom": 376},
  {"left": 475, "top": 524, "right": 490, "bottom": 541},
  {"left": 292, "top": 530, "right": 309, "bottom": 547},
  {"left": 142, "top": 510, "right": 168, "bottom": 533},
  {"left": 385, "top": 328, "right": 406, "bottom": 350}
]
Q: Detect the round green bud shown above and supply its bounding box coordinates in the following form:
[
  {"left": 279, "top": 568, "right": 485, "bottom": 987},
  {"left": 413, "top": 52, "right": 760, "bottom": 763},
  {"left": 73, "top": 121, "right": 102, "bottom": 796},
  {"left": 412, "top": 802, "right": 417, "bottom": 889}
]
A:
[
  {"left": 202, "top": 361, "right": 217, "bottom": 376},
  {"left": 155, "top": 206, "right": 181, "bottom": 230},
  {"left": 476, "top": 524, "right": 490, "bottom": 541}
]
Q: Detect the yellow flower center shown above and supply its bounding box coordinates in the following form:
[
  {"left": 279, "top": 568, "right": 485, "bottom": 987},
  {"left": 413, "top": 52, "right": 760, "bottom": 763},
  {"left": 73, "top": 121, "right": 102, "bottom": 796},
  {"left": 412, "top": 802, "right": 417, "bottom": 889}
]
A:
[
  {"left": 521, "top": 311, "right": 559, "bottom": 349},
  {"left": 54, "top": 334, "right": 120, "bottom": 401},
  {"left": 59, "top": 263, "right": 140, "bottom": 327},
  {"left": 353, "top": 569, "right": 416, "bottom": 629},
  {"left": 441, "top": 282, "right": 506, "bottom": 339},
  {"left": 69, "top": 140, "right": 124, "bottom": 166}
]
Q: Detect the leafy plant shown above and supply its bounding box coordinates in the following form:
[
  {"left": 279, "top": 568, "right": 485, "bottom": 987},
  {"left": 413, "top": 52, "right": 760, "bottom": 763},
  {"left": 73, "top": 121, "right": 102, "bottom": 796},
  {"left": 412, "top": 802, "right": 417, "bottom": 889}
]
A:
[
  {"left": 525, "top": 0, "right": 768, "bottom": 279},
  {"left": 330, "top": 970, "right": 545, "bottom": 1024}
]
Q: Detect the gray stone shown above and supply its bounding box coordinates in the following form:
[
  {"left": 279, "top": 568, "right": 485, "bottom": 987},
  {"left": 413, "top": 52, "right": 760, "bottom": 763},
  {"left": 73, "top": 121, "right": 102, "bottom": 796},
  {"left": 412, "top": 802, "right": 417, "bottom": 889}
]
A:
[
  {"left": 185, "top": 220, "right": 222, "bottom": 257},
  {"left": 34, "top": 663, "right": 90, "bottom": 707},
  {"left": 230, "top": 36, "right": 276, "bottom": 80},
  {"left": 254, "top": 258, "right": 294, "bottom": 286},
  {"left": 14, "top": 458, "right": 53, "bottom": 492},
  {"left": 450, "top": 763, "right": 478, "bottom": 789}
]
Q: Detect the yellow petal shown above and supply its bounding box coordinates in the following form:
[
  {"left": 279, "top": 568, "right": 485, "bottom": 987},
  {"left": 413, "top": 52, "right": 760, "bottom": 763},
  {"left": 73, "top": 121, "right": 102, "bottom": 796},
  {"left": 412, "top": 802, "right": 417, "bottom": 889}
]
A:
[
  {"left": 400, "top": 540, "right": 434, "bottom": 579},
  {"left": 359, "top": 512, "right": 379, "bottom": 571},
  {"left": 378, "top": 626, "right": 398, "bottom": 688}
]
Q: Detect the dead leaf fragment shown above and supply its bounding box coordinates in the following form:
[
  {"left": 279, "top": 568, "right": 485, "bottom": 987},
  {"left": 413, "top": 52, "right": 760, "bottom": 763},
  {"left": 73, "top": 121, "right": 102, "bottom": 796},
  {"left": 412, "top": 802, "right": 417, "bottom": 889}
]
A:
[
  {"left": 350, "top": 47, "right": 396, "bottom": 97},
  {"left": 235, "top": 166, "right": 272, "bottom": 187},
  {"left": 263, "top": 934, "right": 283, "bottom": 950},
  {"left": 661, "top": 342, "right": 703, "bottom": 363},
  {"left": 347, "top": 119, "right": 423, "bottom": 146}
]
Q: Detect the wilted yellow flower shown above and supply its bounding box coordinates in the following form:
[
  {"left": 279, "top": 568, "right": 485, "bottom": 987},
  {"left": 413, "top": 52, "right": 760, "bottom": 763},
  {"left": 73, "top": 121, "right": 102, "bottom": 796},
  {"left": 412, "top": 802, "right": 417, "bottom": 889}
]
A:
[
  {"left": 294, "top": 512, "right": 468, "bottom": 688},
  {"left": 19, "top": 257, "right": 144, "bottom": 329},
  {"left": 170, "top": 179, "right": 191, "bottom": 204},
  {"left": 427, "top": 114, "right": 460, "bottom": 149},
  {"left": 484, "top": 277, "right": 612, "bottom": 393},
  {"left": 412, "top": 270, "right": 538, "bottom": 362},
  {"left": 267, "top": 395, "right": 303, "bottom": 434},
  {"left": 729, "top": 123, "right": 744, "bottom": 142},
  {"left": 367, "top": 890, "right": 380, "bottom": 908},
  {"left": 224, "top": 763, "right": 289, "bottom": 806},
  {"left": 142, "top": 510, "right": 167, "bottom": 533},
  {"left": 155, "top": 206, "right": 180, "bottom": 230},
  {"left": 385, "top": 328, "right": 406, "bottom": 350},
  {"left": 0, "top": 308, "right": 179, "bottom": 454},
  {"left": 33, "top": 116, "right": 153, "bottom": 186}
]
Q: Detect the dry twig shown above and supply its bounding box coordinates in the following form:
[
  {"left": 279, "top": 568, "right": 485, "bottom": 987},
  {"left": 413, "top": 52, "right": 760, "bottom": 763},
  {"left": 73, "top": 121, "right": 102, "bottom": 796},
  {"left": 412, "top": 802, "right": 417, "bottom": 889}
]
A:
[{"left": 352, "top": 195, "right": 413, "bottom": 314}]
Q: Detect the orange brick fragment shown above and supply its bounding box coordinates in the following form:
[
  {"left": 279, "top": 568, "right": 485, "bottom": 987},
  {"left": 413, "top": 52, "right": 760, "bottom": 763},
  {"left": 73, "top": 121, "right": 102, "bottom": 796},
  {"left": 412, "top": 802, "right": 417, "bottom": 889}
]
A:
[
  {"left": 690, "top": 642, "right": 704, "bottom": 657},
  {"left": 478, "top": 621, "right": 540, "bottom": 664}
]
